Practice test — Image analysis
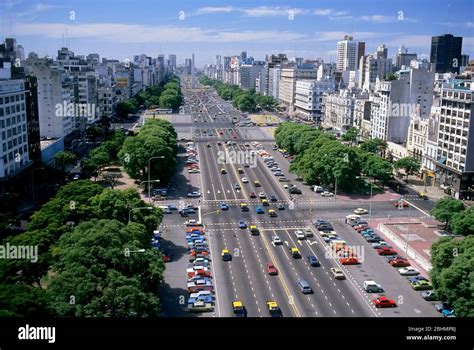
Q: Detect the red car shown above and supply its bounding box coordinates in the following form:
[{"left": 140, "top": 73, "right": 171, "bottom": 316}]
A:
[
  {"left": 232, "top": 134, "right": 237, "bottom": 139},
  {"left": 339, "top": 257, "right": 359, "bottom": 265},
  {"left": 249, "top": 192, "right": 257, "bottom": 198},
  {"left": 390, "top": 258, "right": 410, "bottom": 267},
  {"left": 372, "top": 296, "right": 397, "bottom": 308},
  {"left": 267, "top": 263, "right": 278, "bottom": 275},
  {"left": 162, "top": 252, "right": 172, "bottom": 262},
  {"left": 219, "top": 131, "right": 224, "bottom": 135},
  {"left": 355, "top": 225, "right": 369, "bottom": 233},
  {"left": 187, "top": 269, "right": 211, "bottom": 278},
  {"left": 377, "top": 247, "right": 398, "bottom": 256},
  {"left": 393, "top": 200, "right": 409, "bottom": 208}
]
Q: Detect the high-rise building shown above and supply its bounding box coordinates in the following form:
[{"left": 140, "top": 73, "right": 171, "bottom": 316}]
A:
[
  {"left": 191, "top": 53, "right": 196, "bottom": 88},
  {"left": 0, "top": 79, "right": 31, "bottom": 179},
  {"left": 336, "top": 35, "right": 359, "bottom": 71},
  {"left": 184, "top": 58, "right": 192, "bottom": 75},
  {"left": 294, "top": 80, "right": 335, "bottom": 123},
  {"left": 376, "top": 44, "right": 388, "bottom": 59},
  {"left": 396, "top": 45, "right": 417, "bottom": 69},
  {"left": 436, "top": 80, "right": 474, "bottom": 199},
  {"left": 430, "top": 34, "right": 463, "bottom": 73},
  {"left": 168, "top": 54, "right": 177, "bottom": 71},
  {"left": 279, "top": 65, "right": 318, "bottom": 109}
]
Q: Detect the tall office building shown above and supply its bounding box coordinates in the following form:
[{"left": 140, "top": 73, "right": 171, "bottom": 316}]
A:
[
  {"left": 376, "top": 44, "right": 388, "bottom": 59},
  {"left": 336, "top": 35, "right": 359, "bottom": 71},
  {"left": 396, "top": 45, "right": 417, "bottom": 69},
  {"left": 436, "top": 80, "right": 474, "bottom": 199},
  {"left": 430, "top": 34, "right": 463, "bottom": 73},
  {"left": 168, "top": 54, "right": 177, "bottom": 71},
  {"left": 191, "top": 53, "right": 196, "bottom": 88}
]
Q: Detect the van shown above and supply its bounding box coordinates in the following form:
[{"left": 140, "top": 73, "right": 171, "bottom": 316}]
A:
[
  {"left": 363, "top": 280, "right": 384, "bottom": 293},
  {"left": 158, "top": 205, "right": 171, "bottom": 214},
  {"left": 297, "top": 279, "right": 313, "bottom": 294},
  {"left": 330, "top": 240, "right": 346, "bottom": 251},
  {"left": 314, "top": 186, "right": 323, "bottom": 193},
  {"left": 345, "top": 214, "right": 361, "bottom": 224}
]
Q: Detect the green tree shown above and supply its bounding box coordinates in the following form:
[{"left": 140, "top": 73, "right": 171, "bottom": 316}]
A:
[
  {"left": 54, "top": 151, "right": 77, "bottom": 172},
  {"left": 430, "top": 197, "right": 465, "bottom": 230},
  {"left": 394, "top": 157, "right": 421, "bottom": 181},
  {"left": 451, "top": 206, "right": 474, "bottom": 236},
  {"left": 342, "top": 127, "right": 359, "bottom": 143},
  {"left": 0, "top": 284, "right": 49, "bottom": 317},
  {"left": 233, "top": 93, "right": 255, "bottom": 112},
  {"left": 116, "top": 101, "right": 136, "bottom": 119},
  {"left": 430, "top": 236, "right": 474, "bottom": 317},
  {"left": 47, "top": 219, "right": 164, "bottom": 317},
  {"left": 360, "top": 138, "right": 388, "bottom": 155},
  {"left": 363, "top": 155, "right": 393, "bottom": 186}
]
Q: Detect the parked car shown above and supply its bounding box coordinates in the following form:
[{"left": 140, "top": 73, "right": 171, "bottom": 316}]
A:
[
  {"left": 372, "top": 296, "right": 397, "bottom": 308},
  {"left": 398, "top": 267, "right": 420, "bottom": 276},
  {"left": 421, "top": 290, "right": 437, "bottom": 301}
]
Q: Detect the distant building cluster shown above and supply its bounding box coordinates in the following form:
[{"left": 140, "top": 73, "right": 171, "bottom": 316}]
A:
[
  {"left": 203, "top": 34, "right": 473, "bottom": 199},
  {"left": 0, "top": 37, "right": 176, "bottom": 186}
]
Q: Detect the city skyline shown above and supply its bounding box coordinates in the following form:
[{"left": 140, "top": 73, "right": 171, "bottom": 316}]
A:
[{"left": 1, "top": 0, "right": 473, "bottom": 66}]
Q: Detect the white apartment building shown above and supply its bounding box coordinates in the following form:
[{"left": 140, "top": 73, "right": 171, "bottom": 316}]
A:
[
  {"left": 337, "top": 36, "right": 358, "bottom": 72},
  {"left": 294, "top": 80, "right": 335, "bottom": 122},
  {"left": 26, "top": 59, "right": 75, "bottom": 139},
  {"left": 354, "top": 98, "right": 372, "bottom": 139},
  {"left": 436, "top": 80, "right": 474, "bottom": 199},
  {"left": 0, "top": 79, "right": 30, "bottom": 179},
  {"left": 323, "top": 89, "right": 357, "bottom": 131},
  {"left": 268, "top": 67, "right": 281, "bottom": 99},
  {"left": 278, "top": 66, "right": 317, "bottom": 109},
  {"left": 371, "top": 69, "right": 435, "bottom": 144}
]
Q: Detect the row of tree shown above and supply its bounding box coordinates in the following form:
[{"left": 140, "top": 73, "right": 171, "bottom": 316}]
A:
[
  {"left": 431, "top": 197, "right": 474, "bottom": 236},
  {"left": 116, "top": 75, "right": 182, "bottom": 119},
  {"left": 429, "top": 236, "right": 473, "bottom": 317},
  {"left": 119, "top": 119, "right": 178, "bottom": 185},
  {"left": 0, "top": 180, "right": 164, "bottom": 317},
  {"left": 275, "top": 122, "right": 421, "bottom": 192},
  {"left": 199, "top": 76, "right": 277, "bottom": 112}
]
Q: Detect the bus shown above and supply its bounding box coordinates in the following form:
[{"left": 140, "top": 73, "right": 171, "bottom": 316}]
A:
[{"left": 155, "top": 108, "right": 173, "bottom": 114}]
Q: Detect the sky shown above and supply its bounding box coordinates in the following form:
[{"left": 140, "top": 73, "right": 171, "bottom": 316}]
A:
[{"left": 1, "top": 0, "right": 473, "bottom": 67}]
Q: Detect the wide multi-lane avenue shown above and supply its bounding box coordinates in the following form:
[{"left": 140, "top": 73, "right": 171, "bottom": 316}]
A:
[{"left": 159, "top": 85, "right": 441, "bottom": 318}]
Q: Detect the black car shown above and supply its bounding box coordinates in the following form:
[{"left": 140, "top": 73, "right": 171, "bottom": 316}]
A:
[
  {"left": 277, "top": 204, "right": 285, "bottom": 210},
  {"left": 289, "top": 187, "right": 302, "bottom": 194},
  {"left": 270, "top": 195, "right": 278, "bottom": 202}
]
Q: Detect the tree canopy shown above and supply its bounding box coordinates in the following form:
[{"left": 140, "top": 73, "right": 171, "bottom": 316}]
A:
[{"left": 430, "top": 198, "right": 466, "bottom": 230}]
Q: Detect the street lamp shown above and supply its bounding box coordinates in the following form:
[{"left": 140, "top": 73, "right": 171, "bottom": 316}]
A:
[
  {"left": 357, "top": 176, "right": 374, "bottom": 220},
  {"left": 148, "top": 156, "right": 165, "bottom": 202},
  {"left": 128, "top": 207, "right": 154, "bottom": 223}
]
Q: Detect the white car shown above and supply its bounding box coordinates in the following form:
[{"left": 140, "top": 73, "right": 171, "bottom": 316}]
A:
[
  {"left": 371, "top": 241, "right": 391, "bottom": 249},
  {"left": 188, "top": 168, "right": 200, "bottom": 174},
  {"left": 354, "top": 208, "right": 369, "bottom": 215},
  {"left": 187, "top": 191, "right": 201, "bottom": 198},
  {"left": 272, "top": 236, "right": 282, "bottom": 245},
  {"left": 258, "top": 192, "right": 266, "bottom": 199},
  {"left": 241, "top": 177, "right": 249, "bottom": 183},
  {"left": 283, "top": 184, "right": 290, "bottom": 189},
  {"left": 304, "top": 228, "right": 314, "bottom": 237},
  {"left": 295, "top": 230, "right": 305, "bottom": 240},
  {"left": 321, "top": 191, "right": 334, "bottom": 197},
  {"left": 398, "top": 267, "right": 420, "bottom": 276}
]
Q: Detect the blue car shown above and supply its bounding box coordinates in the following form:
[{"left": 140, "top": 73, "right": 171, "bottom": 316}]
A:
[
  {"left": 307, "top": 255, "right": 320, "bottom": 267},
  {"left": 168, "top": 205, "right": 178, "bottom": 210},
  {"left": 442, "top": 309, "right": 455, "bottom": 317},
  {"left": 361, "top": 229, "right": 374, "bottom": 235},
  {"left": 256, "top": 206, "right": 264, "bottom": 214},
  {"left": 239, "top": 221, "right": 247, "bottom": 229},
  {"left": 220, "top": 202, "right": 229, "bottom": 210},
  {"left": 408, "top": 276, "right": 429, "bottom": 284}
]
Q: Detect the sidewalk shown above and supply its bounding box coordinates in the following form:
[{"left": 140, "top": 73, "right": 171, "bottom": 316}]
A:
[{"left": 369, "top": 216, "right": 443, "bottom": 276}]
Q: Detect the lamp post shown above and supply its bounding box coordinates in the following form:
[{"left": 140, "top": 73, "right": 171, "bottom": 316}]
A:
[
  {"left": 128, "top": 207, "right": 154, "bottom": 223},
  {"left": 148, "top": 156, "right": 165, "bottom": 202}
]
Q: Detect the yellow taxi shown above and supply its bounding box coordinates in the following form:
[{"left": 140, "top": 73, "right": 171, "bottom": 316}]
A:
[
  {"left": 221, "top": 168, "right": 227, "bottom": 174},
  {"left": 290, "top": 247, "right": 301, "bottom": 258},
  {"left": 254, "top": 180, "right": 261, "bottom": 187},
  {"left": 249, "top": 225, "right": 260, "bottom": 235},
  {"left": 240, "top": 202, "right": 249, "bottom": 212},
  {"left": 232, "top": 301, "right": 247, "bottom": 317},
  {"left": 268, "top": 209, "right": 277, "bottom": 217},
  {"left": 266, "top": 300, "right": 282, "bottom": 317},
  {"left": 221, "top": 249, "right": 232, "bottom": 261},
  {"left": 261, "top": 199, "right": 269, "bottom": 206},
  {"left": 238, "top": 168, "right": 244, "bottom": 174}
]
